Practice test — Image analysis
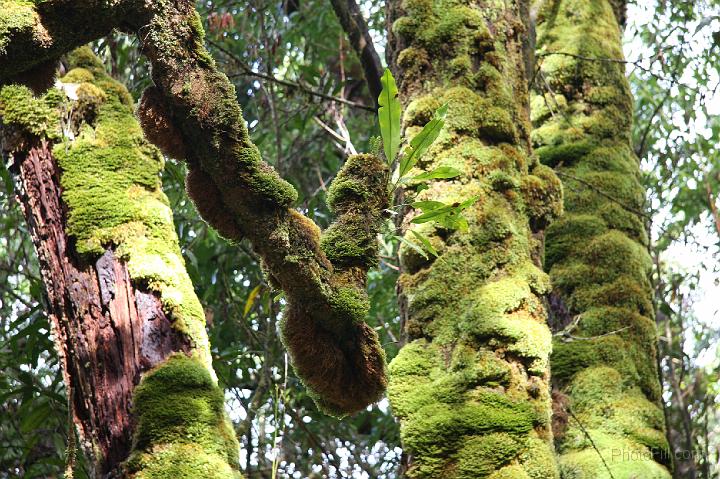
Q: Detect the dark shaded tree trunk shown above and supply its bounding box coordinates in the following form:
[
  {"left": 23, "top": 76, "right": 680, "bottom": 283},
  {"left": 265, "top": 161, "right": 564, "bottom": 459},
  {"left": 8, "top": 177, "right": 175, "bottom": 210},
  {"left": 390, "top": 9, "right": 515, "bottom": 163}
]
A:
[{"left": 9, "top": 139, "right": 191, "bottom": 475}]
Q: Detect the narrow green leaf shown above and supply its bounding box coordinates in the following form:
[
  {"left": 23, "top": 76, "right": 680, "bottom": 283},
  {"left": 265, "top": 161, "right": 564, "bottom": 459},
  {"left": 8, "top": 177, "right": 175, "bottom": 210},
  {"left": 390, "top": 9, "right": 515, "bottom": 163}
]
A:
[
  {"left": 394, "top": 235, "right": 428, "bottom": 259},
  {"left": 456, "top": 195, "right": 480, "bottom": 210},
  {"left": 398, "top": 104, "right": 448, "bottom": 177},
  {"left": 410, "top": 230, "right": 438, "bottom": 257},
  {"left": 412, "top": 200, "right": 446, "bottom": 211},
  {"left": 378, "top": 69, "right": 401, "bottom": 163},
  {"left": 412, "top": 166, "right": 462, "bottom": 182},
  {"left": 411, "top": 204, "right": 455, "bottom": 223}
]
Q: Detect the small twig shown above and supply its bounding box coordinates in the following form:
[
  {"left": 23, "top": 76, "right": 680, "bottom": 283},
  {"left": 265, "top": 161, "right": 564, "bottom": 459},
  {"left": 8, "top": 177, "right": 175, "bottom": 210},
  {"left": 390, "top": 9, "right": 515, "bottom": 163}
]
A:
[
  {"left": 567, "top": 407, "right": 616, "bottom": 479},
  {"left": 558, "top": 326, "right": 631, "bottom": 342},
  {"left": 555, "top": 170, "right": 652, "bottom": 220},
  {"left": 313, "top": 116, "right": 347, "bottom": 144}
]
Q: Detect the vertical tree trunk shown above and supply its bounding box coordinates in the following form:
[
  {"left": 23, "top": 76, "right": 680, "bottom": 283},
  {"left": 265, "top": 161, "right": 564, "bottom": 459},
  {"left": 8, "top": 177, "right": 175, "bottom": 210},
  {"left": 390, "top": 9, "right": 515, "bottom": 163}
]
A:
[
  {"left": 0, "top": 48, "right": 242, "bottom": 478},
  {"left": 386, "top": 0, "right": 563, "bottom": 476},
  {"left": 531, "top": 0, "right": 671, "bottom": 477}
]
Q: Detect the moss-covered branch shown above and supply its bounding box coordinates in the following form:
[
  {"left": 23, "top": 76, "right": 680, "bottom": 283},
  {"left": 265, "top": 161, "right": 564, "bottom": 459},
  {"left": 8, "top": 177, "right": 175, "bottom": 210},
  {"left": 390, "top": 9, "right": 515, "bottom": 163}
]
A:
[
  {"left": 0, "top": 0, "right": 138, "bottom": 82},
  {"left": 127, "top": 0, "right": 389, "bottom": 416},
  {"left": 532, "top": 1, "right": 670, "bottom": 477},
  {"left": 386, "top": 0, "right": 563, "bottom": 476}
]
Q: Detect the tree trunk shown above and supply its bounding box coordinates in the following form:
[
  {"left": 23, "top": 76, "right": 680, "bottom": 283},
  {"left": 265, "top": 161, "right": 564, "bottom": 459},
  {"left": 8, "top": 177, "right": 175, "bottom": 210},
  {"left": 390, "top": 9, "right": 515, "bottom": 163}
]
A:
[
  {"left": 531, "top": 0, "right": 671, "bottom": 477},
  {"left": 0, "top": 49, "right": 242, "bottom": 477},
  {"left": 386, "top": 0, "right": 563, "bottom": 476}
]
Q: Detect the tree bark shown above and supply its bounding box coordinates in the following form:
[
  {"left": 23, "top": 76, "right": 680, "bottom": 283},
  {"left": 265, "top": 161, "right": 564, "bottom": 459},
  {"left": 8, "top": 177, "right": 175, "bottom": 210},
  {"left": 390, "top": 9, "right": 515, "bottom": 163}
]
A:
[
  {"left": 0, "top": 49, "right": 241, "bottom": 477},
  {"left": 386, "top": 0, "right": 563, "bottom": 476},
  {"left": 532, "top": 0, "right": 671, "bottom": 477},
  {"left": 9, "top": 139, "right": 191, "bottom": 475}
]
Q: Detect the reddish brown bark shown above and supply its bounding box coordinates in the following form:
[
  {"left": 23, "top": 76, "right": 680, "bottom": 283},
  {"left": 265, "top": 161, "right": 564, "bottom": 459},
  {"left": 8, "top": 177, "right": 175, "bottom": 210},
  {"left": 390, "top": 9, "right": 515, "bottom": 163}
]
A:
[{"left": 10, "top": 139, "right": 190, "bottom": 475}]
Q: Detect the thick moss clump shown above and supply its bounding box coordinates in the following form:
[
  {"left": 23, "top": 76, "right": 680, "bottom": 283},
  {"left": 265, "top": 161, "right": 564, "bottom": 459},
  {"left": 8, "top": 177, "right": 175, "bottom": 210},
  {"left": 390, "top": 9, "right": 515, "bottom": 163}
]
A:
[
  {"left": 532, "top": 0, "right": 670, "bottom": 476},
  {"left": 388, "top": 0, "right": 562, "bottom": 477},
  {"left": 0, "top": 0, "right": 36, "bottom": 55},
  {"left": 0, "top": 83, "right": 60, "bottom": 138},
  {"left": 125, "top": 354, "right": 242, "bottom": 479},
  {"left": 280, "top": 153, "right": 389, "bottom": 417}
]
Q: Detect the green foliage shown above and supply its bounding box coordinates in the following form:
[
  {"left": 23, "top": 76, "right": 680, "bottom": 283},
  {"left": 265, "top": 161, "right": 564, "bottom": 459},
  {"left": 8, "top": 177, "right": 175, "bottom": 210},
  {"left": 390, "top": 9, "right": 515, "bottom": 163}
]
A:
[
  {"left": 411, "top": 196, "right": 478, "bottom": 231},
  {"left": 399, "top": 103, "right": 448, "bottom": 178},
  {"left": 378, "top": 68, "right": 401, "bottom": 163}
]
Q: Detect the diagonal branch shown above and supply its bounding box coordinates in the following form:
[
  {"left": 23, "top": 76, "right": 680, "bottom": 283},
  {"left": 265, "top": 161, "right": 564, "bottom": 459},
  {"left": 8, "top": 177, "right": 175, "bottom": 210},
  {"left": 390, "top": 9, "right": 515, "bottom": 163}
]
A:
[{"left": 327, "top": 0, "right": 384, "bottom": 105}]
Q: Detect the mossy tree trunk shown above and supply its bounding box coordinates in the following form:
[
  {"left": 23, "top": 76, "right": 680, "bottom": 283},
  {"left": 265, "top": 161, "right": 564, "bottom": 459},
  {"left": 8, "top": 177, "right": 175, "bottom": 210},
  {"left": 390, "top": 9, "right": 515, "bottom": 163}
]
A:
[
  {"left": 0, "top": 49, "right": 241, "bottom": 478},
  {"left": 386, "top": 0, "right": 563, "bottom": 477},
  {"left": 531, "top": 1, "right": 671, "bottom": 477}
]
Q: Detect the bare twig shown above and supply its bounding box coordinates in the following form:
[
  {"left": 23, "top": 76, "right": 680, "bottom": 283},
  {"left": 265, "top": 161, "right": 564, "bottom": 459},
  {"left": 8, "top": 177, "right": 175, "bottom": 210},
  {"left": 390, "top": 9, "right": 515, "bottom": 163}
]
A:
[
  {"left": 208, "top": 39, "right": 375, "bottom": 112},
  {"left": 567, "top": 407, "right": 617, "bottom": 479}
]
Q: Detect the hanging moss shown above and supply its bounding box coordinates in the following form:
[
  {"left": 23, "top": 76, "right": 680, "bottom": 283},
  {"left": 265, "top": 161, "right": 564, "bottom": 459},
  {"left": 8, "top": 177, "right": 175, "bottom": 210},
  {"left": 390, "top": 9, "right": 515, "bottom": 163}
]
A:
[
  {"left": 388, "top": 0, "right": 562, "bottom": 476},
  {"left": 532, "top": 0, "right": 670, "bottom": 476}
]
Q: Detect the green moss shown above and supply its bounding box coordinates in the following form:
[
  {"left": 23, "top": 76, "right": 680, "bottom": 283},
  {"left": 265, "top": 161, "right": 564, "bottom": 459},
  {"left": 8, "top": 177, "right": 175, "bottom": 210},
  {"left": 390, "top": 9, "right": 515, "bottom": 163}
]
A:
[
  {"left": 388, "top": 0, "right": 561, "bottom": 475},
  {"left": 532, "top": 2, "right": 668, "bottom": 475},
  {"left": 488, "top": 465, "right": 531, "bottom": 479},
  {"left": 50, "top": 58, "right": 211, "bottom": 362},
  {"left": 521, "top": 434, "right": 561, "bottom": 479},
  {"left": 327, "top": 286, "right": 370, "bottom": 327},
  {"left": 0, "top": 0, "right": 36, "bottom": 55},
  {"left": 0, "top": 84, "right": 60, "bottom": 138},
  {"left": 320, "top": 153, "right": 388, "bottom": 269},
  {"left": 326, "top": 177, "right": 370, "bottom": 208},
  {"left": 126, "top": 444, "right": 241, "bottom": 479},
  {"left": 320, "top": 222, "right": 377, "bottom": 266},
  {"left": 455, "top": 433, "right": 525, "bottom": 477},
  {"left": 60, "top": 67, "right": 95, "bottom": 83},
  {"left": 126, "top": 354, "right": 241, "bottom": 478}
]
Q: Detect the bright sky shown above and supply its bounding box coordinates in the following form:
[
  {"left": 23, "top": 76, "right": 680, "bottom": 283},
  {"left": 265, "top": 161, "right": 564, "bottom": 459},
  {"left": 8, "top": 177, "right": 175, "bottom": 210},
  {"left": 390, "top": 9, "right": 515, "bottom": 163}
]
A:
[{"left": 625, "top": 2, "right": 720, "bottom": 369}]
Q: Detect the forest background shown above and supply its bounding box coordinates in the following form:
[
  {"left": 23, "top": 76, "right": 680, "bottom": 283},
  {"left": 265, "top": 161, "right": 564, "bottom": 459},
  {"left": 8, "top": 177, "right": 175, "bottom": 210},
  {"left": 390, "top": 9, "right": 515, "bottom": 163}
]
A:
[{"left": 0, "top": 0, "right": 719, "bottom": 477}]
